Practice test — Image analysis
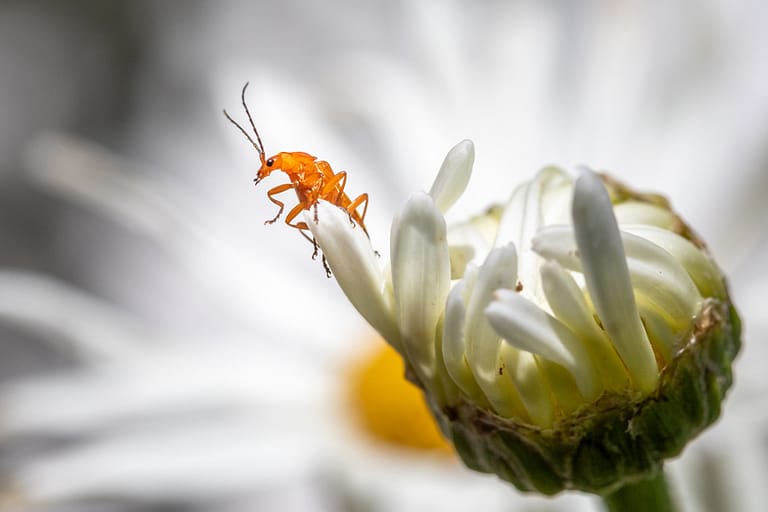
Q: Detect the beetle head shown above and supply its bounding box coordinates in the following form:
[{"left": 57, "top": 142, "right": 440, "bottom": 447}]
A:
[{"left": 255, "top": 153, "right": 283, "bottom": 184}]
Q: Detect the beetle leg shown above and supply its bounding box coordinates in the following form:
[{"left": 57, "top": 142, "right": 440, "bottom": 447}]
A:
[
  {"left": 345, "top": 193, "right": 369, "bottom": 234},
  {"left": 321, "top": 171, "right": 347, "bottom": 203},
  {"left": 284, "top": 202, "right": 308, "bottom": 230},
  {"left": 312, "top": 236, "right": 320, "bottom": 260},
  {"left": 322, "top": 254, "right": 332, "bottom": 278},
  {"left": 287, "top": 218, "right": 318, "bottom": 260},
  {"left": 265, "top": 183, "right": 295, "bottom": 224},
  {"left": 298, "top": 229, "right": 313, "bottom": 244},
  {"left": 347, "top": 193, "right": 369, "bottom": 223},
  {"left": 292, "top": 212, "right": 328, "bottom": 273}
]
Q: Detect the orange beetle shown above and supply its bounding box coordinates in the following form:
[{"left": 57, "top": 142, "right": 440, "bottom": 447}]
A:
[{"left": 224, "top": 82, "right": 370, "bottom": 276}]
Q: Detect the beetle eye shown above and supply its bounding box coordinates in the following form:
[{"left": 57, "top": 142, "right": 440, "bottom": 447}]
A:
[{"left": 266, "top": 158, "right": 274, "bottom": 167}]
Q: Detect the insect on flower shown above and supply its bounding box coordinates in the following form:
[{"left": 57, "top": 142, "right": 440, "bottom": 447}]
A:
[{"left": 224, "top": 82, "right": 370, "bottom": 277}]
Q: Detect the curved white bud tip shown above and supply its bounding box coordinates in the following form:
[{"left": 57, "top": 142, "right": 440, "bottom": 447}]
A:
[
  {"left": 442, "top": 281, "right": 484, "bottom": 400},
  {"left": 305, "top": 201, "right": 401, "bottom": 350},
  {"left": 571, "top": 169, "right": 658, "bottom": 393},
  {"left": 465, "top": 245, "right": 519, "bottom": 375},
  {"left": 464, "top": 244, "right": 526, "bottom": 417},
  {"left": 428, "top": 140, "right": 475, "bottom": 214},
  {"left": 390, "top": 192, "right": 451, "bottom": 379}
]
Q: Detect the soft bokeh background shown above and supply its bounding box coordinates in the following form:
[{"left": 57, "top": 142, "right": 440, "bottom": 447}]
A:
[{"left": 1, "top": 1, "right": 767, "bottom": 511}]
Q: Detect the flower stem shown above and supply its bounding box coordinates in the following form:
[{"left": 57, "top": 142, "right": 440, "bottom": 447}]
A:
[{"left": 601, "top": 470, "right": 679, "bottom": 512}]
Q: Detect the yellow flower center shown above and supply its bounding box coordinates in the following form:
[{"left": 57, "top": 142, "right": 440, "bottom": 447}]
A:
[{"left": 345, "top": 338, "right": 453, "bottom": 455}]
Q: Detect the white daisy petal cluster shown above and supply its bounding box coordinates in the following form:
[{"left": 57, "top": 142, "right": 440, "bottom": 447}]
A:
[{"left": 309, "top": 139, "right": 727, "bottom": 429}]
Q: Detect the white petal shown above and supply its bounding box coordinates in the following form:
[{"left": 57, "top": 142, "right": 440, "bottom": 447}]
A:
[
  {"left": 488, "top": 290, "right": 599, "bottom": 399},
  {"left": 448, "top": 243, "right": 476, "bottom": 280},
  {"left": 493, "top": 167, "right": 572, "bottom": 302},
  {"left": 535, "top": 358, "right": 584, "bottom": 416},
  {"left": 1, "top": 343, "right": 332, "bottom": 436},
  {"left": 493, "top": 182, "right": 527, "bottom": 248},
  {"left": 534, "top": 225, "right": 703, "bottom": 359},
  {"left": 494, "top": 167, "right": 570, "bottom": 248},
  {"left": 621, "top": 224, "right": 725, "bottom": 299},
  {"left": 535, "top": 227, "right": 702, "bottom": 310},
  {"left": 442, "top": 281, "right": 484, "bottom": 401},
  {"left": 390, "top": 193, "right": 450, "bottom": 379},
  {"left": 571, "top": 170, "right": 658, "bottom": 393},
  {"left": 306, "top": 201, "right": 401, "bottom": 351},
  {"left": 428, "top": 140, "right": 475, "bottom": 214},
  {"left": 0, "top": 270, "right": 146, "bottom": 361},
  {"left": 614, "top": 201, "right": 678, "bottom": 229},
  {"left": 13, "top": 415, "right": 327, "bottom": 502},
  {"left": 539, "top": 261, "right": 631, "bottom": 390},
  {"left": 636, "top": 306, "right": 677, "bottom": 364},
  {"left": 446, "top": 205, "right": 503, "bottom": 278},
  {"left": 619, "top": 231, "right": 702, "bottom": 334},
  {"left": 464, "top": 245, "right": 526, "bottom": 417},
  {"left": 499, "top": 349, "right": 555, "bottom": 427},
  {"left": 24, "top": 133, "right": 174, "bottom": 237}
]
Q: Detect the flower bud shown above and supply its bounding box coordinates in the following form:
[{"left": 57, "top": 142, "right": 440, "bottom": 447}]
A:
[{"left": 312, "top": 142, "right": 741, "bottom": 495}]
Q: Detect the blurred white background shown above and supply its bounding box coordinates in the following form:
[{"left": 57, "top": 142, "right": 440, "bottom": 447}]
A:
[{"left": 1, "top": 1, "right": 767, "bottom": 511}]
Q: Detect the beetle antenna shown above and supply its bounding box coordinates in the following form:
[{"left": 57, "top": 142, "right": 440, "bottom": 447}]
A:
[
  {"left": 223, "top": 108, "right": 260, "bottom": 154},
  {"left": 222, "top": 82, "right": 266, "bottom": 160},
  {"left": 240, "top": 82, "right": 265, "bottom": 156}
]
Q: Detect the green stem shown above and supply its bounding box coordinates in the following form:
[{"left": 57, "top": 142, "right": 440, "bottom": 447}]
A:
[{"left": 601, "top": 470, "right": 679, "bottom": 512}]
